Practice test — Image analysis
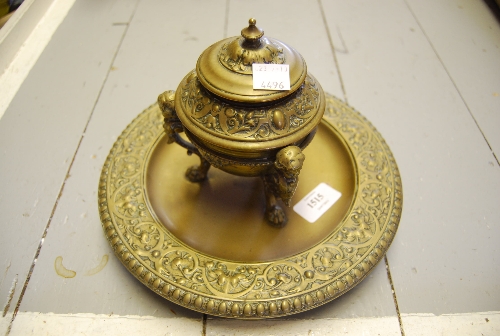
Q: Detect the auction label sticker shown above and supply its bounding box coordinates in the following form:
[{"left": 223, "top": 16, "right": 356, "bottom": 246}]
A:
[
  {"left": 293, "top": 183, "right": 342, "bottom": 223},
  {"left": 252, "top": 64, "right": 290, "bottom": 90}
]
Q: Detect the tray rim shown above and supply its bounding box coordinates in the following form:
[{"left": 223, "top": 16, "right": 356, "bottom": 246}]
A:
[{"left": 98, "top": 93, "right": 403, "bottom": 319}]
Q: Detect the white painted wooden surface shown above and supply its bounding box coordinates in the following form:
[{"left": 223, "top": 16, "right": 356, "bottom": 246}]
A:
[
  {"left": 9, "top": 313, "right": 203, "bottom": 336},
  {"left": 1, "top": 0, "right": 499, "bottom": 334},
  {"left": 0, "top": 0, "right": 55, "bottom": 75},
  {"left": 0, "top": 0, "right": 76, "bottom": 118}
]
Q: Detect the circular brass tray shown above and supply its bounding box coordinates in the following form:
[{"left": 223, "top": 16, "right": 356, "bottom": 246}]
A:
[{"left": 98, "top": 93, "right": 402, "bottom": 318}]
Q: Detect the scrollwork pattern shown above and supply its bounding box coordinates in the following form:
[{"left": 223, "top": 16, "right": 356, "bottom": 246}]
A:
[
  {"left": 218, "top": 37, "right": 285, "bottom": 74},
  {"left": 98, "top": 94, "right": 402, "bottom": 319},
  {"left": 179, "top": 71, "right": 321, "bottom": 140}
]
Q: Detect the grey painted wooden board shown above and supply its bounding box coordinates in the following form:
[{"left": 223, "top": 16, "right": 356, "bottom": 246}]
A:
[
  {"left": 0, "top": 0, "right": 140, "bottom": 327},
  {"left": 406, "top": 0, "right": 500, "bottom": 160},
  {"left": 1, "top": 0, "right": 499, "bottom": 333},
  {"left": 17, "top": 0, "right": 224, "bottom": 318},
  {"left": 322, "top": 0, "right": 500, "bottom": 315}
]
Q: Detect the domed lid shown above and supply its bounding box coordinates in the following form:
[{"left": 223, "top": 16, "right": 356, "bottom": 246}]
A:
[
  {"left": 196, "top": 18, "right": 307, "bottom": 104},
  {"left": 174, "top": 19, "right": 325, "bottom": 153}
]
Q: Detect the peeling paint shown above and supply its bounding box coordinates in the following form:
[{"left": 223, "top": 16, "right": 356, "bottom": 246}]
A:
[
  {"left": 0, "top": 261, "right": 11, "bottom": 289},
  {"left": 2, "top": 275, "right": 17, "bottom": 317}
]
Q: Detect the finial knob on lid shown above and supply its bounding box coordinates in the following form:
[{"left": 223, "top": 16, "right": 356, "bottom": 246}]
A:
[{"left": 241, "top": 18, "right": 264, "bottom": 43}]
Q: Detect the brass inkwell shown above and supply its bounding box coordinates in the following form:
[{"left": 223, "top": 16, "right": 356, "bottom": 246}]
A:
[
  {"left": 158, "top": 18, "right": 324, "bottom": 226},
  {"left": 99, "top": 19, "right": 402, "bottom": 318}
]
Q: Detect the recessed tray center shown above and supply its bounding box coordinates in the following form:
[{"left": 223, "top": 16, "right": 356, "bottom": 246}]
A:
[{"left": 146, "top": 121, "right": 356, "bottom": 262}]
